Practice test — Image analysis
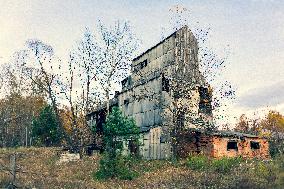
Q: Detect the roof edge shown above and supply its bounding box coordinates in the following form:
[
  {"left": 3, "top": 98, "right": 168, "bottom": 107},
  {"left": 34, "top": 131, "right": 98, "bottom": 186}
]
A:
[{"left": 132, "top": 25, "right": 190, "bottom": 62}]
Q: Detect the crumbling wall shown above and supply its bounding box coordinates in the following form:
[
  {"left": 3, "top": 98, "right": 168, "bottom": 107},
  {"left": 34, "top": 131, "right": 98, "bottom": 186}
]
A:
[
  {"left": 177, "top": 132, "right": 214, "bottom": 158},
  {"left": 89, "top": 26, "right": 214, "bottom": 159},
  {"left": 129, "top": 27, "right": 213, "bottom": 159},
  {"left": 177, "top": 133, "right": 270, "bottom": 159}
]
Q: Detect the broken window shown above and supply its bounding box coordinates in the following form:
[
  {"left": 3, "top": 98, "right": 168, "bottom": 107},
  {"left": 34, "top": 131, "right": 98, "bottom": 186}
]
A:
[
  {"left": 198, "top": 87, "right": 212, "bottom": 115},
  {"left": 121, "top": 76, "right": 132, "bottom": 89},
  {"left": 124, "top": 99, "right": 129, "bottom": 105},
  {"left": 227, "top": 141, "right": 238, "bottom": 151},
  {"left": 177, "top": 111, "right": 185, "bottom": 128},
  {"left": 121, "top": 77, "right": 128, "bottom": 88},
  {"left": 140, "top": 59, "right": 148, "bottom": 69},
  {"left": 162, "top": 74, "right": 170, "bottom": 92},
  {"left": 133, "top": 59, "right": 148, "bottom": 73},
  {"left": 250, "top": 141, "right": 260, "bottom": 150}
]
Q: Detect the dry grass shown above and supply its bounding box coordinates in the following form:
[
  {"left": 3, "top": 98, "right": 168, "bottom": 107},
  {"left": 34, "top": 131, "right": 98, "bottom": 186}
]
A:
[
  {"left": 1, "top": 148, "right": 283, "bottom": 189},
  {"left": 0, "top": 147, "right": 197, "bottom": 189}
]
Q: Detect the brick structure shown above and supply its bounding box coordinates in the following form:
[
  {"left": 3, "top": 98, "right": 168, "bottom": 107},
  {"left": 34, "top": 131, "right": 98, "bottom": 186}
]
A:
[{"left": 177, "top": 130, "right": 270, "bottom": 159}]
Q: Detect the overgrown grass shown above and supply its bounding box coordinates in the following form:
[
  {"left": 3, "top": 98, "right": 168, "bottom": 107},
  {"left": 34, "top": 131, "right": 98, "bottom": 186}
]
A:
[
  {"left": 186, "top": 154, "right": 243, "bottom": 173},
  {"left": 93, "top": 153, "right": 140, "bottom": 181},
  {"left": 93, "top": 154, "right": 171, "bottom": 181},
  {"left": 1, "top": 147, "right": 284, "bottom": 188},
  {"left": 0, "top": 173, "right": 11, "bottom": 188},
  {"left": 211, "top": 156, "right": 243, "bottom": 173},
  {"left": 185, "top": 154, "right": 284, "bottom": 189},
  {"left": 186, "top": 154, "right": 209, "bottom": 170}
]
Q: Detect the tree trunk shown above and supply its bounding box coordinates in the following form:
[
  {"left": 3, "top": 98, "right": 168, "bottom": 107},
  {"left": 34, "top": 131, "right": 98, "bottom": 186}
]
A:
[{"left": 106, "top": 90, "right": 110, "bottom": 116}]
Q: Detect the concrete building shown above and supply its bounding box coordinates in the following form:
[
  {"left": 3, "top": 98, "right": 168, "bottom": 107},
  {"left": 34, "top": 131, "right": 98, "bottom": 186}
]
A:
[
  {"left": 88, "top": 27, "right": 269, "bottom": 159},
  {"left": 87, "top": 26, "right": 213, "bottom": 159}
]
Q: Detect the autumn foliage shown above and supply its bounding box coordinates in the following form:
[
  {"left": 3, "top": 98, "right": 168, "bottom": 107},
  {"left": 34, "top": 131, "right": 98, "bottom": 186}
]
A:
[{"left": 235, "top": 110, "right": 284, "bottom": 156}]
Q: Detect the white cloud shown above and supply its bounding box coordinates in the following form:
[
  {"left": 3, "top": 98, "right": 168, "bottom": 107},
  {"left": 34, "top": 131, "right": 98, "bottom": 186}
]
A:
[{"left": 237, "top": 81, "right": 284, "bottom": 109}]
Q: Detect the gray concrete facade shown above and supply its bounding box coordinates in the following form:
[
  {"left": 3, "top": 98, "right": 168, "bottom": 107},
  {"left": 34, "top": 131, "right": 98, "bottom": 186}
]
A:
[{"left": 88, "top": 26, "right": 213, "bottom": 159}]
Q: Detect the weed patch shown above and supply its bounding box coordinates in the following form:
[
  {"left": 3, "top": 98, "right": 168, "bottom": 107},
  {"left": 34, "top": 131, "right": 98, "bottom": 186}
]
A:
[
  {"left": 211, "top": 157, "right": 243, "bottom": 173},
  {"left": 186, "top": 154, "right": 209, "bottom": 170}
]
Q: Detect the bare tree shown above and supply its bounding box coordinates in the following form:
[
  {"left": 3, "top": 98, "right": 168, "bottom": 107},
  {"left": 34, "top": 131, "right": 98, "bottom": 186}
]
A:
[
  {"left": 61, "top": 21, "right": 140, "bottom": 153},
  {"left": 70, "top": 28, "right": 102, "bottom": 114},
  {"left": 95, "top": 20, "right": 140, "bottom": 115},
  {"left": 19, "top": 39, "right": 74, "bottom": 148}
]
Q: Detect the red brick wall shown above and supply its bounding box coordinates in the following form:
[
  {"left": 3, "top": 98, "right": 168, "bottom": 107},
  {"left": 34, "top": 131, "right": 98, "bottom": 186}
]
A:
[
  {"left": 177, "top": 132, "right": 214, "bottom": 158},
  {"left": 177, "top": 132, "right": 270, "bottom": 159},
  {"left": 212, "top": 136, "right": 270, "bottom": 159}
]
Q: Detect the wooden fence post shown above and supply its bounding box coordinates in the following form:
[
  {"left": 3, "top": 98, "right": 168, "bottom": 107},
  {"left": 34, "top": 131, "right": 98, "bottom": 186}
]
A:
[{"left": 10, "top": 154, "right": 16, "bottom": 185}]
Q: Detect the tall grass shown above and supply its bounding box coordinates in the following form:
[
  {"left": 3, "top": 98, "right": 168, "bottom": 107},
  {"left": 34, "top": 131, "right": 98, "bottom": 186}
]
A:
[{"left": 186, "top": 154, "right": 284, "bottom": 189}]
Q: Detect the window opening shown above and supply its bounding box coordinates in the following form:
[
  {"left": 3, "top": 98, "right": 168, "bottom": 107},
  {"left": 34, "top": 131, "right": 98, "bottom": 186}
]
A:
[
  {"left": 177, "top": 111, "right": 185, "bottom": 128},
  {"left": 124, "top": 99, "right": 129, "bottom": 105},
  {"left": 250, "top": 141, "right": 260, "bottom": 150},
  {"left": 198, "top": 87, "right": 212, "bottom": 114},
  {"left": 162, "top": 74, "right": 170, "bottom": 92},
  {"left": 227, "top": 141, "right": 238, "bottom": 151}
]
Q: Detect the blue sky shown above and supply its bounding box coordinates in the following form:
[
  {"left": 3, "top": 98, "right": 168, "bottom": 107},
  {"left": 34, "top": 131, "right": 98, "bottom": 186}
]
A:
[{"left": 0, "top": 0, "right": 283, "bottom": 123}]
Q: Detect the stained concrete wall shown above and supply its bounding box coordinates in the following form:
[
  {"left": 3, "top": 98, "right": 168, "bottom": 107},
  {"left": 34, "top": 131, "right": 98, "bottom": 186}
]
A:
[
  {"left": 138, "top": 127, "right": 171, "bottom": 160},
  {"left": 88, "top": 26, "right": 213, "bottom": 159},
  {"left": 118, "top": 26, "right": 212, "bottom": 159},
  {"left": 119, "top": 77, "right": 162, "bottom": 128}
]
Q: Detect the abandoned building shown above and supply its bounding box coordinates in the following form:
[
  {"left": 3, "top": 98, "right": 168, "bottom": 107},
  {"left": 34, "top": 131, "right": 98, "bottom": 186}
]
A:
[
  {"left": 177, "top": 129, "right": 270, "bottom": 159},
  {"left": 87, "top": 26, "right": 269, "bottom": 159}
]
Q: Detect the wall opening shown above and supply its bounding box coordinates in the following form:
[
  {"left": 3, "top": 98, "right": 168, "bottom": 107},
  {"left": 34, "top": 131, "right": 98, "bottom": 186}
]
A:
[
  {"left": 177, "top": 111, "right": 185, "bottom": 128},
  {"left": 250, "top": 141, "right": 260, "bottom": 150},
  {"left": 128, "top": 139, "right": 139, "bottom": 156},
  {"left": 124, "top": 99, "right": 129, "bottom": 105},
  {"left": 227, "top": 141, "right": 238, "bottom": 151},
  {"left": 133, "top": 59, "right": 148, "bottom": 73},
  {"left": 198, "top": 87, "right": 212, "bottom": 115},
  {"left": 162, "top": 74, "right": 170, "bottom": 92}
]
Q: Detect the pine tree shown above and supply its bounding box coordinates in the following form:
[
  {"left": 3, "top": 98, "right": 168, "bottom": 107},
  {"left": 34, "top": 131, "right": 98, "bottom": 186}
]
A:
[
  {"left": 31, "top": 105, "right": 62, "bottom": 146},
  {"left": 95, "top": 107, "right": 140, "bottom": 180}
]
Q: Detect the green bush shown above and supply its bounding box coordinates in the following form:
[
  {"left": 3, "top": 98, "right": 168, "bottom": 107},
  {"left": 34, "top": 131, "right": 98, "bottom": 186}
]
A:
[
  {"left": 186, "top": 155, "right": 243, "bottom": 173},
  {"left": 186, "top": 154, "right": 209, "bottom": 170},
  {"left": 93, "top": 153, "right": 116, "bottom": 180},
  {"left": 255, "top": 161, "right": 277, "bottom": 184},
  {"left": 116, "top": 154, "right": 139, "bottom": 180},
  {"left": 93, "top": 107, "right": 140, "bottom": 180},
  {"left": 269, "top": 139, "right": 284, "bottom": 158},
  {"left": 93, "top": 153, "right": 139, "bottom": 180},
  {"left": 211, "top": 157, "right": 243, "bottom": 173}
]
